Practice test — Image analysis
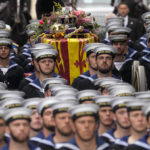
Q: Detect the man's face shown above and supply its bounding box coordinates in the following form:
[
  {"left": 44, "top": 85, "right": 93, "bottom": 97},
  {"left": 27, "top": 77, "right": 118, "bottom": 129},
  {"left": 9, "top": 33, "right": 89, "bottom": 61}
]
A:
[
  {"left": 30, "top": 109, "right": 43, "bottom": 132},
  {"left": 118, "top": 4, "right": 129, "bottom": 17},
  {"left": 0, "top": 45, "right": 10, "bottom": 59},
  {"left": 96, "top": 54, "right": 113, "bottom": 74},
  {"left": 74, "top": 116, "right": 97, "bottom": 141},
  {"left": 99, "top": 107, "right": 114, "bottom": 127},
  {"left": 43, "top": 108, "right": 55, "bottom": 131},
  {"left": 87, "top": 53, "right": 98, "bottom": 71},
  {"left": 112, "top": 41, "right": 127, "bottom": 56},
  {"left": 54, "top": 112, "right": 73, "bottom": 137},
  {"left": 38, "top": 58, "right": 55, "bottom": 75},
  {"left": 115, "top": 108, "right": 130, "bottom": 129},
  {"left": 8, "top": 119, "right": 30, "bottom": 143},
  {"left": 0, "top": 118, "right": 5, "bottom": 141},
  {"left": 129, "top": 110, "right": 147, "bottom": 133}
]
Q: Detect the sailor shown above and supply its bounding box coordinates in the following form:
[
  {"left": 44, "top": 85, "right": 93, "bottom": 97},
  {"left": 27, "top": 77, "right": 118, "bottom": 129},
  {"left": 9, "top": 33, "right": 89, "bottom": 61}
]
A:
[
  {"left": 1, "top": 107, "right": 40, "bottom": 150},
  {"left": 56, "top": 104, "right": 109, "bottom": 150},
  {"left": 77, "top": 44, "right": 118, "bottom": 91},
  {"left": 114, "top": 100, "right": 147, "bottom": 150},
  {"left": 22, "top": 48, "right": 59, "bottom": 98},
  {"left": 22, "top": 98, "right": 43, "bottom": 138},
  {"left": 72, "top": 43, "right": 102, "bottom": 89},
  {"left": 124, "top": 103, "right": 150, "bottom": 150},
  {"left": 95, "top": 96, "right": 115, "bottom": 136},
  {"left": 110, "top": 34, "right": 135, "bottom": 83},
  {"left": 50, "top": 101, "right": 77, "bottom": 146},
  {"left": 30, "top": 97, "right": 60, "bottom": 149},
  {"left": 19, "top": 43, "right": 54, "bottom": 91},
  {"left": 0, "top": 38, "right": 24, "bottom": 89},
  {"left": 31, "top": 100, "right": 77, "bottom": 149},
  {"left": 101, "top": 97, "right": 131, "bottom": 149}
]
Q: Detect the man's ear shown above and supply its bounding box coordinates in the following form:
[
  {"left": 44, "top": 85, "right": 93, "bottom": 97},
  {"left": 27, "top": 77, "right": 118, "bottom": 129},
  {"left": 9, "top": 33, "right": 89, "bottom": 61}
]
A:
[
  {"left": 86, "top": 58, "right": 89, "bottom": 65},
  {"left": 113, "top": 112, "right": 116, "bottom": 121}
]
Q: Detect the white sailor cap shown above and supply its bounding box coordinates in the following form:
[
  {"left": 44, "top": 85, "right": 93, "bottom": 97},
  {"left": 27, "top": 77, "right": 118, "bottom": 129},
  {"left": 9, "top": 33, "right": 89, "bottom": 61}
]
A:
[
  {"left": 134, "top": 91, "right": 150, "bottom": 99},
  {"left": 0, "top": 91, "right": 25, "bottom": 100},
  {"left": 53, "top": 88, "right": 78, "bottom": 96},
  {"left": 107, "top": 83, "right": 135, "bottom": 96},
  {"left": 50, "top": 85, "right": 74, "bottom": 95},
  {"left": 0, "top": 98, "right": 22, "bottom": 109},
  {"left": 142, "top": 12, "right": 150, "bottom": 21},
  {"left": 76, "top": 90, "right": 100, "bottom": 103},
  {"left": 94, "top": 45, "right": 117, "bottom": 57},
  {"left": 0, "top": 107, "right": 7, "bottom": 118},
  {"left": 51, "top": 101, "right": 77, "bottom": 116},
  {"left": 110, "top": 34, "right": 128, "bottom": 42},
  {"left": 0, "top": 30, "right": 10, "bottom": 38},
  {"left": 37, "top": 97, "right": 60, "bottom": 115},
  {"left": 107, "top": 24, "right": 123, "bottom": 33},
  {"left": 107, "top": 17, "right": 124, "bottom": 25},
  {"left": 0, "top": 38, "right": 12, "bottom": 46},
  {"left": 31, "top": 43, "right": 54, "bottom": 51},
  {"left": 42, "top": 78, "right": 67, "bottom": 89},
  {"left": 142, "top": 103, "right": 150, "bottom": 117},
  {"left": 112, "top": 27, "right": 131, "bottom": 35},
  {"left": 95, "top": 95, "right": 114, "bottom": 107},
  {"left": 68, "top": 104, "right": 99, "bottom": 121},
  {"left": 3, "top": 107, "right": 32, "bottom": 124},
  {"left": 34, "top": 49, "right": 58, "bottom": 61},
  {"left": 126, "top": 100, "right": 146, "bottom": 112},
  {"left": 83, "top": 43, "right": 105, "bottom": 55},
  {"left": 56, "top": 94, "right": 78, "bottom": 102},
  {"left": 22, "top": 98, "right": 41, "bottom": 109},
  {"left": 0, "top": 21, "right": 6, "bottom": 29},
  {"left": 94, "top": 77, "right": 122, "bottom": 88},
  {"left": 111, "top": 96, "right": 135, "bottom": 112}
]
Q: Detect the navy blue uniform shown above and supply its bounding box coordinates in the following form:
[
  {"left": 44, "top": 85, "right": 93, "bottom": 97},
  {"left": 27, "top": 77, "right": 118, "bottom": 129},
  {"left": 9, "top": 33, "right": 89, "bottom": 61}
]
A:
[
  {"left": 0, "top": 60, "right": 24, "bottom": 90},
  {"left": 22, "top": 73, "right": 61, "bottom": 98},
  {"left": 19, "top": 72, "right": 36, "bottom": 91},
  {"left": 56, "top": 136, "right": 109, "bottom": 150},
  {"left": 72, "top": 70, "right": 91, "bottom": 89}
]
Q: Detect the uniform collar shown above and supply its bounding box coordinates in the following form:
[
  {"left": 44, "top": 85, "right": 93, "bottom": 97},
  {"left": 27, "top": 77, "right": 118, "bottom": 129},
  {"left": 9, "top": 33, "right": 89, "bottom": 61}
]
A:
[
  {"left": 141, "top": 54, "right": 150, "bottom": 63},
  {"left": 26, "top": 72, "right": 36, "bottom": 82},
  {"left": 46, "top": 133, "right": 55, "bottom": 144},
  {"left": 124, "top": 47, "right": 137, "bottom": 59},
  {"left": 36, "top": 131, "right": 45, "bottom": 139},
  {"left": 133, "top": 135, "right": 150, "bottom": 150},
  {"left": 101, "top": 128, "right": 116, "bottom": 142},
  {"left": 79, "top": 70, "right": 91, "bottom": 79},
  {"left": 29, "top": 78, "right": 43, "bottom": 92}
]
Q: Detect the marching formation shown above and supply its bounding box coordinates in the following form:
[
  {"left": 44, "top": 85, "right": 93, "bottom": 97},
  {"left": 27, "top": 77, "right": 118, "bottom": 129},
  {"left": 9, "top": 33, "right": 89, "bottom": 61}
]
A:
[{"left": 0, "top": 1, "right": 150, "bottom": 150}]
